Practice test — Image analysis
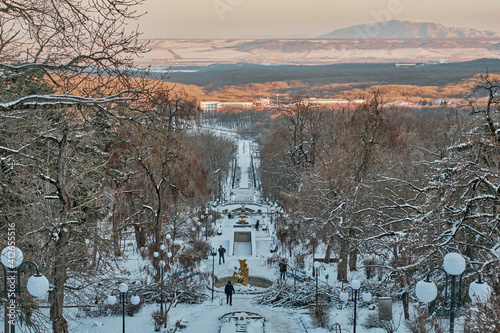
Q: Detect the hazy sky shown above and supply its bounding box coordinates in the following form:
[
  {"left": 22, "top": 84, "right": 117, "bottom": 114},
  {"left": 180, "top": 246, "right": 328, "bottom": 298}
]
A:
[{"left": 137, "top": 0, "right": 500, "bottom": 38}]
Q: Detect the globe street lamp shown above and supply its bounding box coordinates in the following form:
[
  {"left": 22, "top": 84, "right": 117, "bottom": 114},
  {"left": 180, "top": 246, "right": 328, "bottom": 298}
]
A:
[
  {"left": 415, "top": 253, "right": 491, "bottom": 333},
  {"left": 204, "top": 207, "right": 209, "bottom": 241},
  {"left": 1, "top": 246, "right": 50, "bottom": 333},
  {"left": 210, "top": 248, "right": 217, "bottom": 301},
  {"left": 107, "top": 283, "right": 140, "bottom": 333},
  {"left": 339, "top": 279, "right": 372, "bottom": 333},
  {"left": 153, "top": 244, "right": 172, "bottom": 320},
  {"left": 312, "top": 261, "right": 327, "bottom": 306}
]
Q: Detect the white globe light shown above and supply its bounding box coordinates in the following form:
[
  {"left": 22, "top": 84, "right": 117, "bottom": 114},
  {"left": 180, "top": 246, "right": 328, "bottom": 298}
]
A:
[
  {"left": 27, "top": 275, "right": 49, "bottom": 297},
  {"left": 160, "top": 245, "right": 166, "bottom": 251},
  {"left": 130, "top": 295, "right": 140, "bottom": 305},
  {"left": 159, "top": 260, "right": 166, "bottom": 268},
  {"left": 362, "top": 292, "right": 372, "bottom": 302},
  {"left": 166, "top": 235, "right": 171, "bottom": 241},
  {"left": 469, "top": 281, "right": 492, "bottom": 303},
  {"left": 107, "top": 295, "right": 117, "bottom": 305},
  {"left": 313, "top": 261, "right": 320, "bottom": 268},
  {"left": 118, "top": 283, "right": 128, "bottom": 293},
  {"left": 153, "top": 251, "right": 159, "bottom": 258},
  {"left": 1, "top": 247, "right": 24, "bottom": 268},
  {"left": 339, "top": 292, "right": 349, "bottom": 302},
  {"left": 167, "top": 252, "right": 172, "bottom": 258},
  {"left": 443, "top": 253, "right": 466, "bottom": 276},
  {"left": 351, "top": 279, "right": 361, "bottom": 290},
  {"left": 416, "top": 280, "right": 438, "bottom": 303}
]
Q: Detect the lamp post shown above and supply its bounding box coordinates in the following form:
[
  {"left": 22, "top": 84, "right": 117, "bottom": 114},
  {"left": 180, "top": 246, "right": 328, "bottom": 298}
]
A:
[
  {"left": 415, "top": 253, "right": 491, "bottom": 333},
  {"left": 311, "top": 233, "right": 317, "bottom": 277},
  {"left": 271, "top": 203, "right": 276, "bottom": 224},
  {"left": 204, "top": 207, "right": 209, "bottom": 241},
  {"left": 210, "top": 248, "right": 217, "bottom": 301},
  {"left": 312, "top": 261, "right": 326, "bottom": 306},
  {"left": 107, "top": 283, "right": 140, "bottom": 333},
  {"left": 153, "top": 244, "right": 172, "bottom": 319},
  {"left": 339, "top": 279, "right": 372, "bottom": 333},
  {"left": 0, "top": 246, "right": 50, "bottom": 333}
]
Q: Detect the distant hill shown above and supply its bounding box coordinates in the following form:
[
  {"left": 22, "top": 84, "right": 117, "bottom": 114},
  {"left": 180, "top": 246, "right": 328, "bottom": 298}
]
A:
[{"left": 319, "top": 20, "right": 498, "bottom": 39}]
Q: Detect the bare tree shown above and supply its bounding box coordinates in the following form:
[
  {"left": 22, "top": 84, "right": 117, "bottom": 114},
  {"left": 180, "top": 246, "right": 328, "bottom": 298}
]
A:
[{"left": 0, "top": 0, "right": 148, "bottom": 112}]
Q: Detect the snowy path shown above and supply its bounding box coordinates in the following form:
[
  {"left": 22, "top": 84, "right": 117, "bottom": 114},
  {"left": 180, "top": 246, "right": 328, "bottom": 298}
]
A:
[
  {"left": 237, "top": 140, "right": 251, "bottom": 189},
  {"left": 234, "top": 241, "right": 252, "bottom": 257}
]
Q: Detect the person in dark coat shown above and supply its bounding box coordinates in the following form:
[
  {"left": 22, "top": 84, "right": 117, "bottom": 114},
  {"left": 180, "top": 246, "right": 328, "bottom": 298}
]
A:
[
  {"left": 224, "top": 281, "right": 235, "bottom": 305},
  {"left": 279, "top": 259, "right": 287, "bottom": 279},
  {"left": 255, "top": 220, "right": 260, "bottom": 231},
  {"left": 218, "top": 245, "right": 226, "bottom": 264}
]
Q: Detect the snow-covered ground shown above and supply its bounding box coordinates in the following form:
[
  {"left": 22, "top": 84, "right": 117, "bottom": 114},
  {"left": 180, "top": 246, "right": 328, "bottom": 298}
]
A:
[
  {"left": 237, "top": 140, "right": 251, "bottom": 189},
  {"left": 61, "top": 137, "right": 420, "bottom": 333}
]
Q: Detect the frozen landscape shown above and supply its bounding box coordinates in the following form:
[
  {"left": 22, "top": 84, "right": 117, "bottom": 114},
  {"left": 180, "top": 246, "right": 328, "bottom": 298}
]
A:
[{"left": 137, "top": 38, "right": 500, "bottom": 67}]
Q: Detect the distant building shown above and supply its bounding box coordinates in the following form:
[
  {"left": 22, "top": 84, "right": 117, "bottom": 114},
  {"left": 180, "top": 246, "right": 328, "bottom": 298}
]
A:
[
  {"left": 217, "top": 102, "right": 254, "bottom": 109},
  {"left": 351, "top": 99, "right": 366, "bottom": 104},
  {"left": 254, "top": 98, "right": 271, "bottom": 108},
  {"left": 395, "top": 63, "right": 417, "bottom": 68},
  {"left": 200, "top": 101, "right": 220, "bottom": 112},
  {"left": 302, "top": 98, "right": 349, "bottom": 106},
  {"left": 201, "top": 99, "right": 269, "bottom": 111}
]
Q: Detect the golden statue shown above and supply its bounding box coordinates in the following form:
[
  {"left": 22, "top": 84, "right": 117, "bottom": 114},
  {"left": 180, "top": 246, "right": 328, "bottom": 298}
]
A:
[
  {"left": 237, "top": 213, "right": 248, "bottom": 225},
  {"left": 232, "top": 259, "right": 249, "bottom": 286}
]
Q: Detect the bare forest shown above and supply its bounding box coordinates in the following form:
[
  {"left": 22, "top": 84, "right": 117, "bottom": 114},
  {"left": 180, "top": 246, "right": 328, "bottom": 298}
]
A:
[{"left": 258, "top": 83, "right": 500, "bottom": 325}]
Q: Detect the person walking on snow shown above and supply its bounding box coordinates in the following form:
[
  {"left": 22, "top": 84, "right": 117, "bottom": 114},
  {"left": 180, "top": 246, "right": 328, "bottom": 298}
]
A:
[
  {"left": 279, "top": 259, "right": 287, "bottom": 279},
  {"left": 218, "top": 245, "right": 226, "bottom": 264},
  {"left": 224, "top": 281, "right": 235, "bottom": 305}
]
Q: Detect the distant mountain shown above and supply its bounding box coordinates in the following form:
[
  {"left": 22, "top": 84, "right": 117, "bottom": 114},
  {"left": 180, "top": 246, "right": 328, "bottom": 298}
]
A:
[{"left": 319, "top": 20, "right": 498, "bottom": 39}]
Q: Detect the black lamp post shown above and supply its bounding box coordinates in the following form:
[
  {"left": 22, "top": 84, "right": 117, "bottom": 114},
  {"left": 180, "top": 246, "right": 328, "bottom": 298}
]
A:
[
  {"left": 204, "top": 207, "right": 209, "bottom": 241},
  {"left": 416, "top": 253, "right": 491, "bottom": 333},
  {"left": 107, "top": 283, "right": 140, "bottom": 333},
  {"left": 312, "top": 261, "right": 326, "bottom": 306},
  {"left": 1, "top": 246, "right": 50, "bottom": 333},
  {"left": 311, "top": 234, "right": 317, "bottom": 277},
  {"left": 210, "top": 248, "right": 217, "bottom": 301},
  {"left": 153, "top": 243, "right": 172, "bottom": 320},
  {"left": 339, "top": 279, "right": 372, "bottom": 333}
]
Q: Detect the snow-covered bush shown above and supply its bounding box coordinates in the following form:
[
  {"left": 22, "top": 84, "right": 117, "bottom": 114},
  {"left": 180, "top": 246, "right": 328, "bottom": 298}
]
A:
[{"left": 463, "top": 294, "right": 499, "bottom": 333}]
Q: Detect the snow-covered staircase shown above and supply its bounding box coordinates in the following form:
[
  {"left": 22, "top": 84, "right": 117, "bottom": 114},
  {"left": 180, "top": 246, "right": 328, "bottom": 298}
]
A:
[{"left": 235, "top": 320, "right": 247, "bottom": 332}]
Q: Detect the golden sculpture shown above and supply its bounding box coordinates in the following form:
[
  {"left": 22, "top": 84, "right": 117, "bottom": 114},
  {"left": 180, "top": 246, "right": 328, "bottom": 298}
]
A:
[
  {"left": 237, "top": 213, "right": 249, "bottom": 225},
  {"left": 232, "top": 259, "right": 249, "bottom": 286}
]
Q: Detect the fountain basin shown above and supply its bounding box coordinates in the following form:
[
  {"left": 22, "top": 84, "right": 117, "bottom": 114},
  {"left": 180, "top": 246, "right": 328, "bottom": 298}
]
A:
[{"left": 212, "top": 276, "right": 273, "bottom": 294}]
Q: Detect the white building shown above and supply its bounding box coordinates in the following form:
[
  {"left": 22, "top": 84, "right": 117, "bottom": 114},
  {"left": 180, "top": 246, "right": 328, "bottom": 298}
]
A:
[
  {"left": 200, "top": 101, "right": 255, "bottom": 111},
  {"left": 200, "top": 101, "right": 220, "bottom": 112},
  {"left": 302, "top": 98, "right": 349, "bottom": 106},
  {"left": 217, "top": 102, "right": 254, "bottom": 109}
]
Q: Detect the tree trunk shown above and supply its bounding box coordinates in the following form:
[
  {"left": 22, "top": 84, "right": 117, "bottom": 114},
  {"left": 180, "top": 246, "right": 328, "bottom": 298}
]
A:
[
  {"left": 112, "top": 209, "right": 122, "bottom": 257},
  {"left": 50, "top": 226, "right": 70, "bottom": 333},
  {"left": 134, "top": 223, "right": 146, "bottom": 248},
  {"left": 324, "top": 233, "right": 335, "bottom": 263},
  {"left": 337, "top": 237, "right": 349, "bottom": 282},
  {"left": 324, "top": 244, "right": 331, "bottom": 264},
  {"left": 91, "top": 227, "right": 99, "bottom": 268},
  {"left": 349, "top": 246, "right": 358, "bottom": 272},
  {"left": 402, "top": 292, "right": 410, "bottom": 320}
]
